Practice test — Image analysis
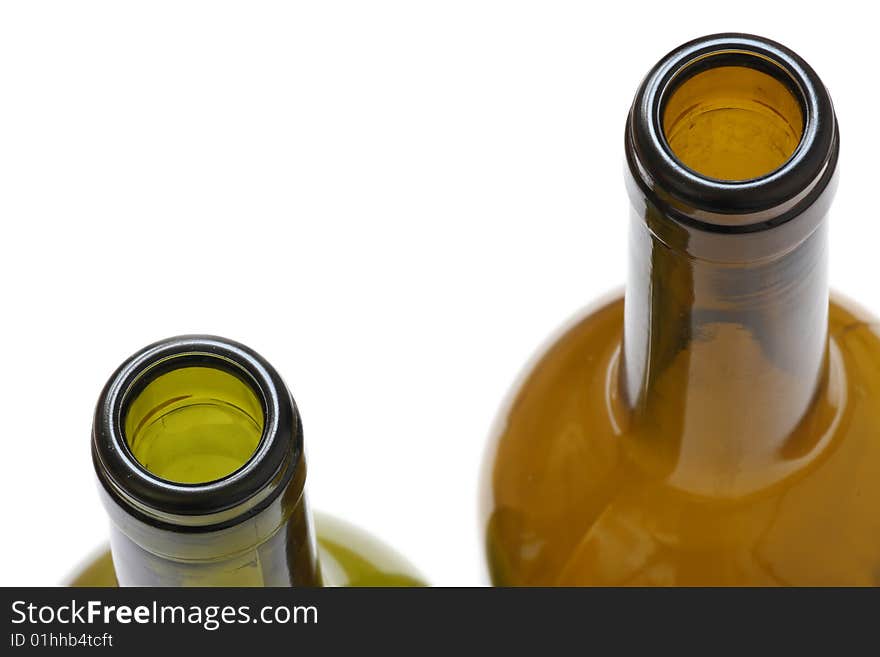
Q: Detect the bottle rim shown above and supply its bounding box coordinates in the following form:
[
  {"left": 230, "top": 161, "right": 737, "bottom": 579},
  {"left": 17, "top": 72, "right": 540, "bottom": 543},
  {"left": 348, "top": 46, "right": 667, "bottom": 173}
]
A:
[
  {"left": 626, "top": 33, "right": 839, "bottom": 232},
  {"left": 92, "top": 335, "right": 303, "bottom": 530}
]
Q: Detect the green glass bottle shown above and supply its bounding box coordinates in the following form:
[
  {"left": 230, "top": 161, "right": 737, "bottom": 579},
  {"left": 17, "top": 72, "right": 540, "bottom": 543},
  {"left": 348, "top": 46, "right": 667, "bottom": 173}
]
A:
[
  {"left": 482, "top": 34, "right": 880, "bottom": 585},
  {"left": 70, "top": 335, "right": 424, "bottom": 587}
]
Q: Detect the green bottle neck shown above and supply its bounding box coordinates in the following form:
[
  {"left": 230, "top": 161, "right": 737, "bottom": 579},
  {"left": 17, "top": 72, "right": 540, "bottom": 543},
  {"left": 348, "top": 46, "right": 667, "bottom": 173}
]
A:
[
  {"left": 93, "top": 335, "right": 322, "bottom": 587},
  {"left": 103, "top": 484, "right": 322, "bottom": 587}
]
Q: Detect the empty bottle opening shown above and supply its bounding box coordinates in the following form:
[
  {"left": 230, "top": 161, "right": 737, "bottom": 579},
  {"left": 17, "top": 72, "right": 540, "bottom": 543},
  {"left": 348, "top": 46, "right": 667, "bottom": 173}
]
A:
[
  {"left": 662, "top": 63, "right": 804, "bottom": 181},
  {"left": 123, "top": 366, "right": 264, "bottom": 484}
]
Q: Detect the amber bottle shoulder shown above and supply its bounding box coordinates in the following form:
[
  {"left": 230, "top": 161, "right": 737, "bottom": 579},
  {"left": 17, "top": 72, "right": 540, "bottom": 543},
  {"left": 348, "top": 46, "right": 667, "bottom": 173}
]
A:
[{"left": 483, "top": 294, "right": 880, "bottom": 586}]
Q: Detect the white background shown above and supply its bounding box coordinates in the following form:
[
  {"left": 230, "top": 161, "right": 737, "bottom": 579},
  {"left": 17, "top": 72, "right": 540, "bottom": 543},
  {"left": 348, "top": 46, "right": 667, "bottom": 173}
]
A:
[{"left": 0, "top": 1, "right": 877, "bottom": 586}]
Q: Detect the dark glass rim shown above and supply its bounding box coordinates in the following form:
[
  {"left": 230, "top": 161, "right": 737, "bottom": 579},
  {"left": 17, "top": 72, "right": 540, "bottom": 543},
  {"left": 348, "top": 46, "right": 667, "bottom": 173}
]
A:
[
  {"left": 626, "top": 33, "right": 839, "bottom": 231},
  {"left": 92, "top": 335, "right": 302, "bottom": 527}
]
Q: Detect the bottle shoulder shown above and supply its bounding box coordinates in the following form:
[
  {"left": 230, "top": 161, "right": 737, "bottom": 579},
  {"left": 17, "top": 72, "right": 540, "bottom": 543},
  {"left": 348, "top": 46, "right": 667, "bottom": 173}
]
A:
[
  {"left": 313, "top": 512, "right": 426, "bottom": 587},
  {"left": 483, "top": 294, "right": 880, "bottom": 585},
  {"left": 67, "top": 512, "right": 426, "bottom": 587}
]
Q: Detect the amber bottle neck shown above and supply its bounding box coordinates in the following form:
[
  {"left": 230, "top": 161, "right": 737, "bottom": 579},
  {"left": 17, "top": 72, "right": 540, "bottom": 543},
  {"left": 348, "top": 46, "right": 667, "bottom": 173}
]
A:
[
  {"left": 617, "top": 34, "right": 840, "bottom": 495},
  {"left": 618, "top": 205, "right": 830, "bottom": 494}
]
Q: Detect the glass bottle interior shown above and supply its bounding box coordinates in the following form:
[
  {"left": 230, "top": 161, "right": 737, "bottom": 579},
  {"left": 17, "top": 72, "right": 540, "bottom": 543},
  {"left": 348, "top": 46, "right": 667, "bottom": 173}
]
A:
[
  {"left": 662, "top": 64, "right": 804, "bottom": 181},
  {"left": 123, "top": 366, "right": 264, "bottom": 484}
]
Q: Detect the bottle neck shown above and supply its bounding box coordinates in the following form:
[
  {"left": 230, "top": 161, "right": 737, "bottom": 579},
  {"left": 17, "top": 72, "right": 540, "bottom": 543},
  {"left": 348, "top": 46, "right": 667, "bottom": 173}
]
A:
[
  {"left": 92, "top": 335, "right": 322, "bottom": 587},
  {"left": 618, "top": 208, "right": 830, "bottom": 495},
  {"left": 618, "top": 34, "right": 841, "bottom": 496},
  {"left": 103, "top": 477, "right": 321, "bottom": 587}
]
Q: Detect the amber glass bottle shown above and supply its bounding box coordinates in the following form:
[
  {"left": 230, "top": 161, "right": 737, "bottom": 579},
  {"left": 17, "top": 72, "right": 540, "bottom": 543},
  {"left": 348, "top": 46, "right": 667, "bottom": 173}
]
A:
[
  {"left": 70, "top": 335, "right": 424, "bottom": 587},
  {"left": 482, "top": 34, "right": 880, "bottom": 585}
]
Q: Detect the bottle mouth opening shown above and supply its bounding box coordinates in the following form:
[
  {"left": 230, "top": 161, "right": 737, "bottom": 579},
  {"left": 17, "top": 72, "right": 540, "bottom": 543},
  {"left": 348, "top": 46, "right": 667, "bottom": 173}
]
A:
[
  {"left": 93, "top": 336, "right": 302, "bottom": 528},
  {"left": 660, "top": 54, "right": 806, "bottom": 182},
  {"left": 122, "top": 360, "right": 266, "bottom": 485},
  {"left": 627, "top": 33, "right": 838, "bottom": 230}
]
